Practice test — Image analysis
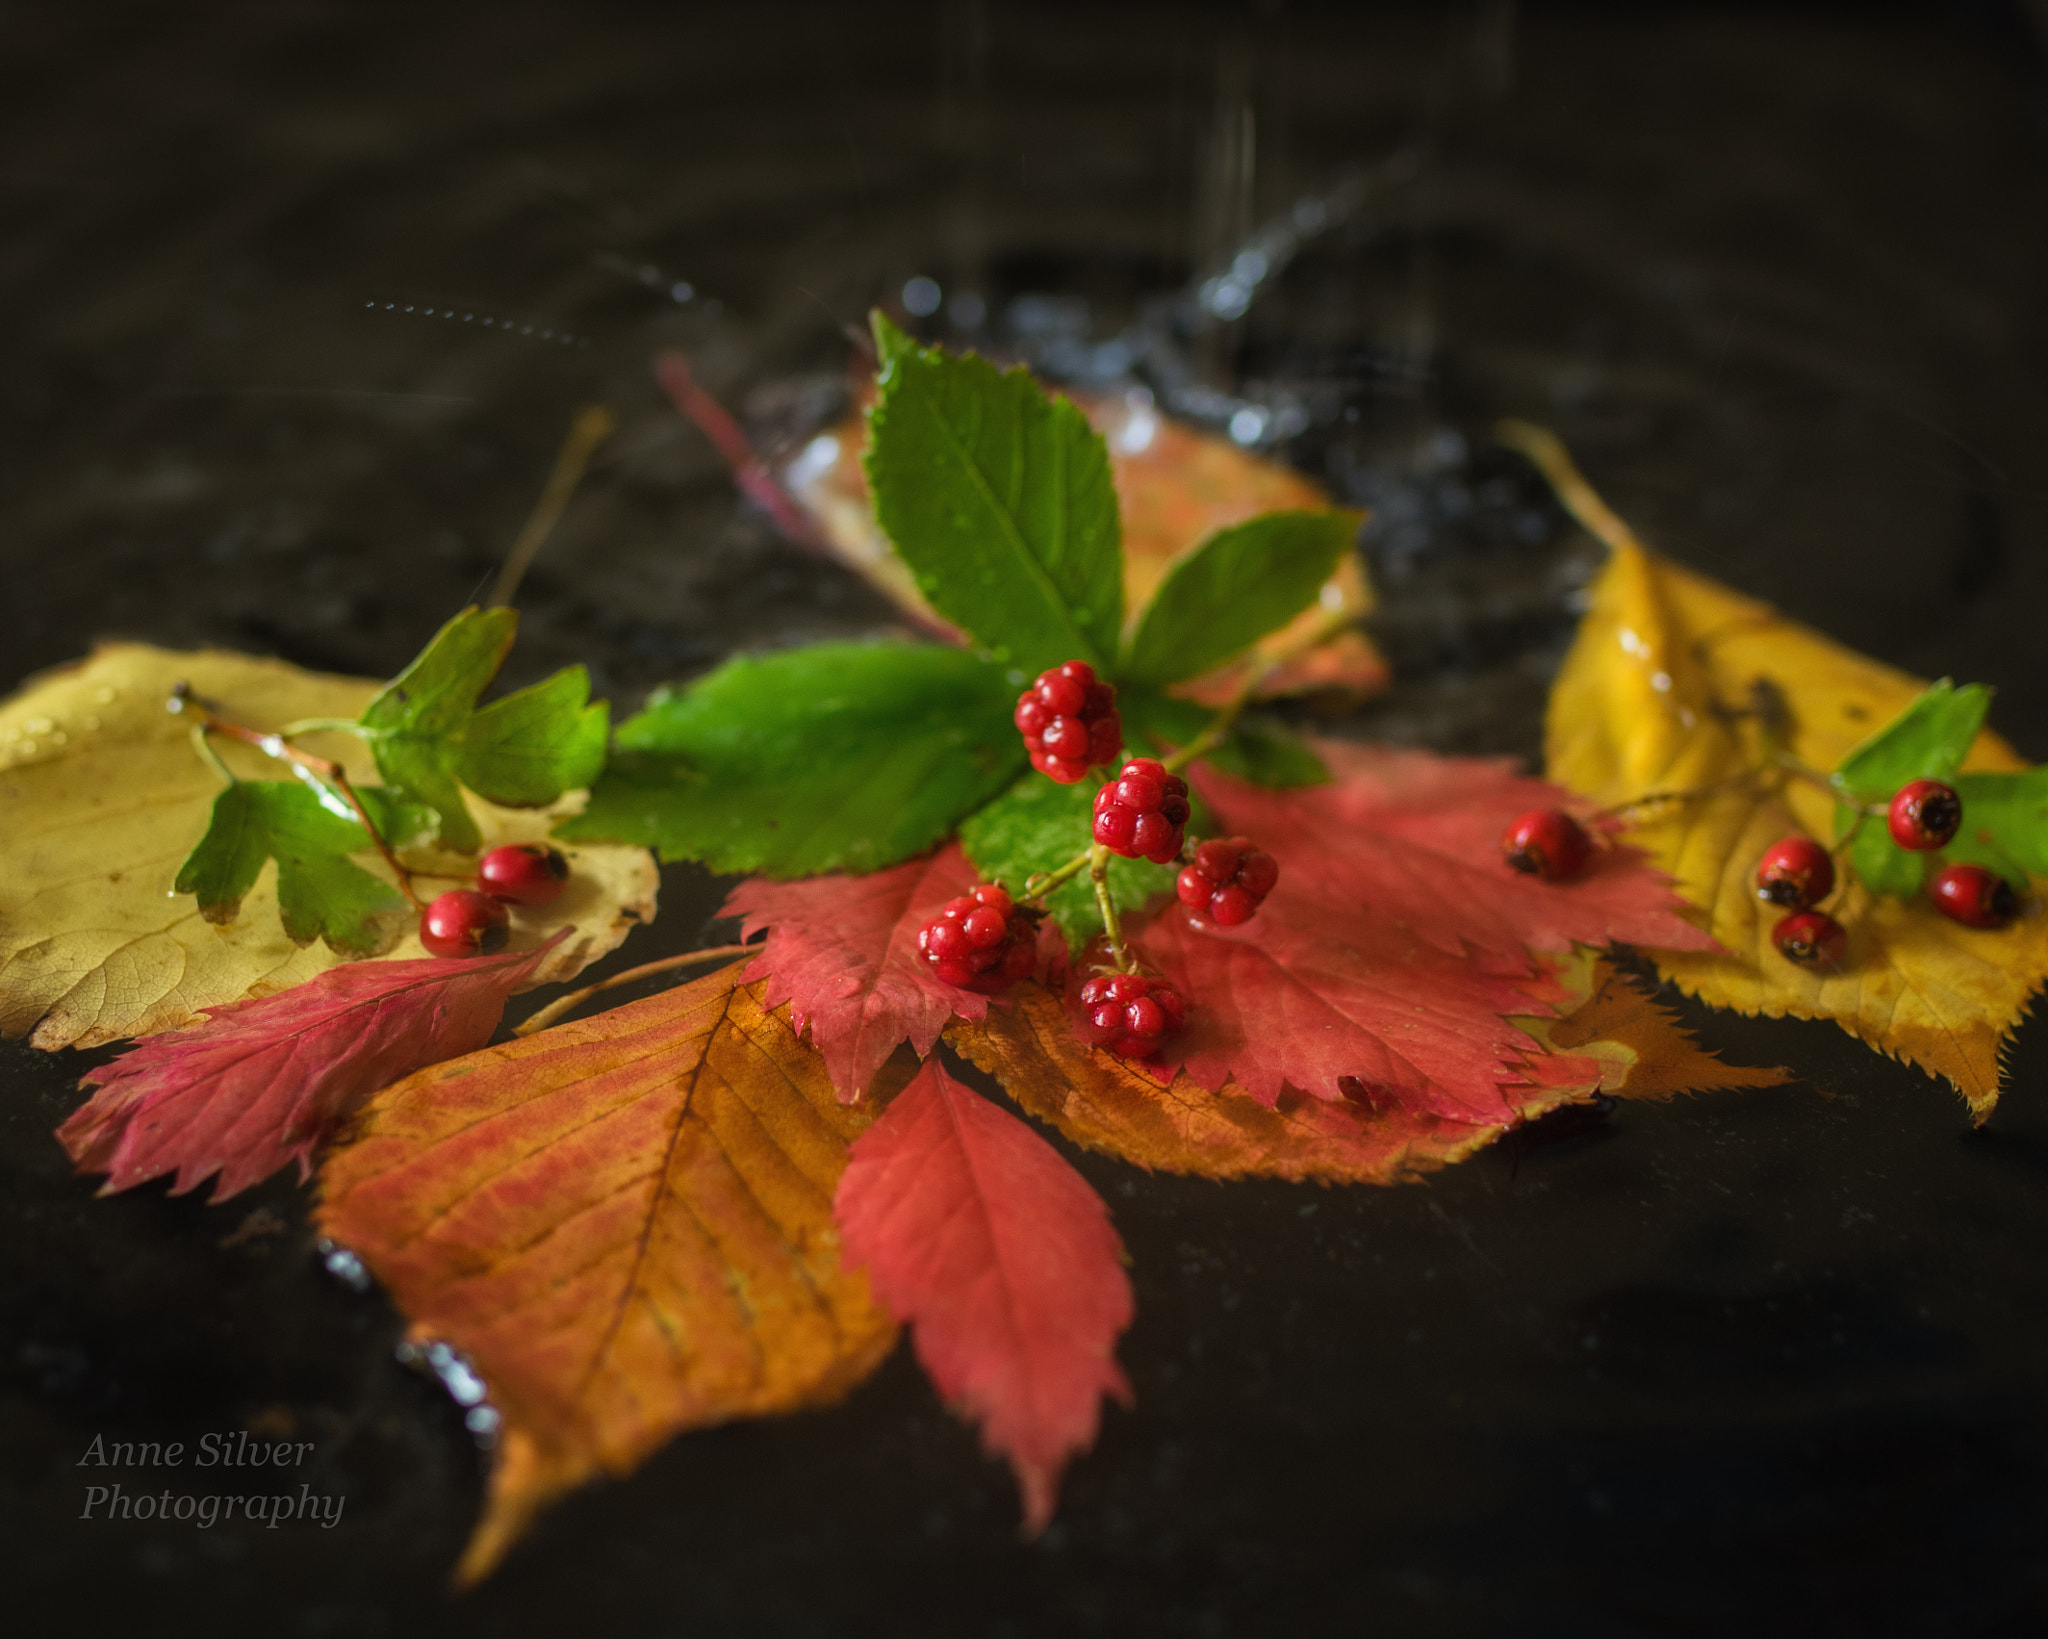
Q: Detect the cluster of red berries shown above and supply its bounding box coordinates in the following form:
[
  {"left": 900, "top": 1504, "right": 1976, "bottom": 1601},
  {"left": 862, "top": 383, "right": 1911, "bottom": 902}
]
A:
[
  {"left": 419, "top": 843, "right": 570, "bottom": 958},
  {"left": 1015, "top": 661, "right": 1122, "bottom": 784},
  {"left": 1176, "top": 837, "right": 1279, "bottom": 926},
  {"left": 1758, "top": 777, "right": 2016, "bottom": 969},
  {"left": 1094, "top": 758, "right": 1192, "bottom": 863},
  {"left": 1077, "top": 970, "right": 1187, "bottom": 1058},
  {"left": 915, "top": 883, "right": 1041, "bottom": 991}
]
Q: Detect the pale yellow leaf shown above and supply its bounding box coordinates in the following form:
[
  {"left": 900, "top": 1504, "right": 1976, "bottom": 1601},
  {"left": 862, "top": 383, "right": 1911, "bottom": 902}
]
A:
[{"left": 0, "top": 644, "right": 657, "bottom": 1049}]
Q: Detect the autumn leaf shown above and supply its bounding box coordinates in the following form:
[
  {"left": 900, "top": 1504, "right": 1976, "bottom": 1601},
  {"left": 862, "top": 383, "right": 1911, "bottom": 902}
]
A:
[
  {"left": 0, "top": 644, "right": 656, "bottom": 1050},
  {"left": 723, "top": 843, "right": 1019, "bottom": 1102},
  {"left": 1511, "top": 421, "right": 2048, "bottom": 1115},
  {"left": 777, "top": 375, "right": 1385, "bottom": 702},
  {"left": 61, "top": 936, "right": 561, "bottom": 1201},
  {"left": 949, "top": 958, "right": 1786, "bottom": 1183},
  {"left": 834, "top": 1056, "right": 1132, "bottom": 1534},
  {"left": 1508, "top": 949, "right": 1791, "bottom": 1103},
  {"left": 1115, "top": 741, "right": 1713, "bottom": 1118},
  {"left": 316, "top": 962, "right": 895, "bottom": 1584}
]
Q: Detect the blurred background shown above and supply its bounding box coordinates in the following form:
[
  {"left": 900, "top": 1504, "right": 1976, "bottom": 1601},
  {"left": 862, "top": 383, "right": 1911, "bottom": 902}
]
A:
[{"left": 5, "top": 4, "right": 2048, "bottom": 1634}]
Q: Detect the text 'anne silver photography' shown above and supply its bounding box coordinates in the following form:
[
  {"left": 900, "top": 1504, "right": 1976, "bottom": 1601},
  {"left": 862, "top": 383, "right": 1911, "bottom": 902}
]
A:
[{"left": 76, "top": 1433, "right": 346, "bottom": 1528}]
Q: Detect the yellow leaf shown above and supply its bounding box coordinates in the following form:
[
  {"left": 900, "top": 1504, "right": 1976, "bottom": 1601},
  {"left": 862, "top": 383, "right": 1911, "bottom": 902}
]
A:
[
  {"left": 781, "top": 387, "right": 1386, "bottom": 701},
  {"left": 1511, "top": 421, "right": 2045, "bottom": 1116},
  {"left": 0, "top": 644, "right": 657, "bottom": 1049},
  {"left": 316, "top": 963, "right": 895, "bottom": 1584}
]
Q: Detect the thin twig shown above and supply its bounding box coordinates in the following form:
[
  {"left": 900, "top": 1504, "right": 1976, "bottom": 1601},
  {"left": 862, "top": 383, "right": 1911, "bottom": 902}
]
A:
[
  {"left": 514, "top": 945, "right": 751, "bottom": 1036},
  {"left": 169, "top": 685, "right": 424, "bottom": 910},
  {"left": 490, "top": 403, "right": 619, "bottom": 608}
]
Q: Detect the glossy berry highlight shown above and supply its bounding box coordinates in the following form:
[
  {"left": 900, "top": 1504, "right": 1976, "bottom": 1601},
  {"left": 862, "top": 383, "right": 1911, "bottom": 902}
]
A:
[
  {"left": 1077, "top": 971, "right": 1187, "bottom": 1059},
  {"left": 477, "top": 843, "right": 570, "bottom": 906},
  {"left": 916, "top": 884, "right": 1039, "bottom": 992},
  {"left": 1015, "top": 660, "right": 1121, "bottom": 784},
  {"left": 1093, "top": 758, "right": 1191, "bottom": 863},
  {"left": 1887, "top": 779, "right": 1961, "bottom": 851},
  {"left": 1772, "top": 909, "right": 1847, "bottom": 970},
  {"left": 420, "top": 889, "right": 510, "bottom": 958},
  {"left": 1500, "top": 809, "right": 1593, "bottom": 881},
  {"left": 1177, "top": 836, "right": 1280, "bottom": 926},
  {"left": 1754, "top": 835, "right": 1834, "bottom": 910},
  {"left": 1928, "top": 863, "right": 2019, "bottom": 929}
]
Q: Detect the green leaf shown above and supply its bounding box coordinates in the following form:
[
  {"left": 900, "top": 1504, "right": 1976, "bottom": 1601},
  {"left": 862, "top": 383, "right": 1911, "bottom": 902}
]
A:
[
  {"left": 864, "top": 314, "right": 1122, "bottom": 673},
  {"left": 1119, "top": 510, "right": 1360, "bottom": 686},
  {"left": 1831, "top": 679, "right": 1992, "bottom": 898},
  {"left": 958, "top": 773, "right": 1181, "bottom": 953},
  {"left": 1944, "top": 767, "right": 2048, "bottom": 881},
  {"left": 175, "top": 781, "right": 427, "bottom": 954},
  {"left": 1119, "top": 685, "right": 1329, "bottom": 789},
  {"left": 358, "top": 607, "right": 608, "bottom": 852},
  {"left": 559, "top": 642, "right": 1027, "bottom": 877},
  {"left": 456, "top": 668, "right": 609, "bottom": 805}
]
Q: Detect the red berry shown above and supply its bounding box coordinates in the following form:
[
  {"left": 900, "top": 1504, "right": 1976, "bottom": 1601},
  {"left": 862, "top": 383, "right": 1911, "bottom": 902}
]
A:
[
  {"left": 1176, "top": 835, "right": 1279, "bottom": 926},
  {"left": 1772, "top": 909, "right": 1847, "bottom": 969},
  {"left": 1501, "top": 809, "right": 1593, "bottom": 880},
  {"left": 915, "top": 884, "right": 1039, "bottom": 992},
  {"left": 1077, "top": 970, "right": 1186, "bottom": 1058},
  {"left": 420, "top": 889, "right": 510, "bottom": 958},
  {"left": 1092, "top": 757, "right": 1191, "bottom": 863},
  {"left": 1928, "top": 863, "right": 2019, "bottom": 929},
  {"left": 1887, "top": 779, "right": 1961, "bottom": 851},
  {"left": 1015, "top": 661, "right": 1121, "bottom": 784},
  {"left": 477, "top": 843, "right": 570, "bottom": 906},
  {"left": 1754, "top": 835, "right": 1834, "bottom": 910}
]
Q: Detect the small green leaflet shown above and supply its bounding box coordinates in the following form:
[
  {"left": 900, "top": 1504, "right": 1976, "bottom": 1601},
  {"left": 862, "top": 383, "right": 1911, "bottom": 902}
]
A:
[
  {"left": 959, "top": 772, "right": 1184, "bottom": 952},
  {"left": 176, "top": 781, "right": 435, "bottom": 954},
  {"left": 865, "top": 313, "right": 1123, "bottom": 674},
  {"left": 1119, "top": 511, "right": 1360, "bottom": 686},
  {"left": 1119, "top": 685, "right": 1328, "bottom": 789},
  {"left": 1831, "top": 679, "right": 1991, "bottom": 897},
  {"left": 1945, "top": 767, "right": 2048, "bottom": 883},
  {"left": 561, "top": 643, "right": 1026, "bottom": 877},
  {"left": 358, "top": 607, "right": 608, "bottom": 852}
]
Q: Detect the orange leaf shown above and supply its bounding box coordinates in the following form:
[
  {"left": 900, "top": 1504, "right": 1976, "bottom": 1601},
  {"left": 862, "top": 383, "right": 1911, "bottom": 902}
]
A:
[
  {"left": 316, "top": 961, "right": 895, "bottom": 1583},
  {"left": 1511, "top": 953, "right": 1793, "bottom": 1103},
  {"left": 951, "top": 965, "right": 1787, "bottom": 1183},
  {"left": 948, "top": 983, "right": 1531, "bottom": 1184}
]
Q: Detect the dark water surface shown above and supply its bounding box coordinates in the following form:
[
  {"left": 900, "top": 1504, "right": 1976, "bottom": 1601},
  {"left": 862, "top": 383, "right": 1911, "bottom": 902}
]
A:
[{"left": 6, "top": 4, "right": 2048, "bottom": 1634}]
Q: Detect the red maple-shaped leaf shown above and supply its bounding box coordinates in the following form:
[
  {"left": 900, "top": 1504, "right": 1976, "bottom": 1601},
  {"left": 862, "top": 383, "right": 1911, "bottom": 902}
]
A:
[
  {"left": 60, "top": 937, "right": 559, "bottom": 1201},
  {"left": 1122, "top": 741, "right": 1714, "bottom": 1119},
  {"left": 727, "top": 844, "right": 1007, "bottom": 1102},
  {"left": 1194, "top": 741, "right": 1715, "bottom": 962},
  {"left": 834, "top": 1056, "right": 1133, "bottom": 1533}
]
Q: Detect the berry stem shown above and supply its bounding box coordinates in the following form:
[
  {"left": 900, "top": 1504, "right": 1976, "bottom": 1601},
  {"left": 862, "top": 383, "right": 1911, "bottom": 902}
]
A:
[
  {"left": 1158, "top": 604, "right": 1352, "bottom": 777},
  {"left": 169, "top": 684, "right": 426, "bottom": 911},
  {"left": 1023, "top": 849, "right": 1094, "bottom": 902},
  {"left": 1089, "top": 843, "right": 1131, "bottom": 971},
  {"left": 513, "top": 944, "right": 751, "bottom": 1036}
]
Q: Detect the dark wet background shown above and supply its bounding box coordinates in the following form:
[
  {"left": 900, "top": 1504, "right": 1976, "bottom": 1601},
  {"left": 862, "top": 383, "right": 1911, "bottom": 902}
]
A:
[{"left": 6, "top": 3, "right": 2048, "bottom": 1633}]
